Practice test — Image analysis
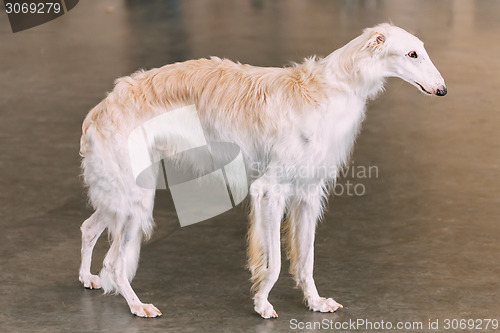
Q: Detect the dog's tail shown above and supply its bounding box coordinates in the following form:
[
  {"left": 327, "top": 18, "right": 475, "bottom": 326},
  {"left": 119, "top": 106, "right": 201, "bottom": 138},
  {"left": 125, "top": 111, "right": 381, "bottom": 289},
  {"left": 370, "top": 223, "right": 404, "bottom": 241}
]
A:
[{"left": 80, "top": 97, "right": 156, "bottom": 242}]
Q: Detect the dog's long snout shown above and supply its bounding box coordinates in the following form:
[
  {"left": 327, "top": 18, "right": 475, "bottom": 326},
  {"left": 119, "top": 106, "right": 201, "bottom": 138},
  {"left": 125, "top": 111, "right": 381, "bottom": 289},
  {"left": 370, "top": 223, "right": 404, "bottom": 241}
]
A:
[{"left": 436, "top": 87, "right": 447, "bottom": 96}]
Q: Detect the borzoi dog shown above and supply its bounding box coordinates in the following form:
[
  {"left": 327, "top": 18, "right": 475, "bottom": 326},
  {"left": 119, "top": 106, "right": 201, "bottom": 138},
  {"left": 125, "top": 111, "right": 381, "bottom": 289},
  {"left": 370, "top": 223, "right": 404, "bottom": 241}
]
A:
[{"left": 79, "top": 23, "right": 446, "bottom": 318}]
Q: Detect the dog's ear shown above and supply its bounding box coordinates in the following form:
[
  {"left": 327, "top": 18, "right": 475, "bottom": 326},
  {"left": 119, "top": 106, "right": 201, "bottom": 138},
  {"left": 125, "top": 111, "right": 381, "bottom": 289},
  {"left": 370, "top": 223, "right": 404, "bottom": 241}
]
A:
[{"left": 365, "top": 30, "right": 386, "bottom": 52}]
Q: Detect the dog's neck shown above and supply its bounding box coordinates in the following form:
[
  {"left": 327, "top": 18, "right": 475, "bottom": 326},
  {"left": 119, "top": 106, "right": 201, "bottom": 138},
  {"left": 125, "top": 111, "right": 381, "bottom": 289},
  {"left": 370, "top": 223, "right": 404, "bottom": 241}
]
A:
[{"left": 319, "top": 40, "right": 387, "bottom": 101}]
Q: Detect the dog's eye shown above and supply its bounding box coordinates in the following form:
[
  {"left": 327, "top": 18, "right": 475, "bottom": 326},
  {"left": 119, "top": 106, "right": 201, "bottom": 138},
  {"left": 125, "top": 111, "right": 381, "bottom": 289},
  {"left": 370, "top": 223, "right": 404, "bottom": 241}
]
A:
[{"left": 407, "top": 51, "right": 418, "bottom": 59}]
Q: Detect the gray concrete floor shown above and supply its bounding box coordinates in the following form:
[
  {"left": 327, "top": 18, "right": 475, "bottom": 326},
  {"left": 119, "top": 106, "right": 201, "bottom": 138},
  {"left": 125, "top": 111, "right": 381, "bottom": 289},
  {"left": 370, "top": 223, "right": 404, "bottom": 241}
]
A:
[{"left": 1, "top": 0, "right": 499, "bottom": 332}]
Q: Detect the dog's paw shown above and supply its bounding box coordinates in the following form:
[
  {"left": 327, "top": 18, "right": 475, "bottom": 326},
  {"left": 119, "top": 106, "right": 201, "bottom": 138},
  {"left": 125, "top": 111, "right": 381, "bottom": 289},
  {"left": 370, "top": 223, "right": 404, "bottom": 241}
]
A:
[
  {"left": 130, "top": 303, "right": 162, "bottom": 318},
  {"left": 79, "top": 274, "right": 102, "bottom": 290},
  {"left": 307, "top": 297, "right": 343, "bottom": 313},
  {"left": 255, "top": 300, "right": 278, "bottom": 319}
]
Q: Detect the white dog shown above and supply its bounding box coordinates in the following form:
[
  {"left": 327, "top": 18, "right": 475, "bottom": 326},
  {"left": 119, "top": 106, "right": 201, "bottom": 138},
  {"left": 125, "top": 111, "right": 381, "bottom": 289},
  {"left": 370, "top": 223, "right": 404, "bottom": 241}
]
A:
[{"left": 79, "top": 23, "right": 446, "bottom": 318}]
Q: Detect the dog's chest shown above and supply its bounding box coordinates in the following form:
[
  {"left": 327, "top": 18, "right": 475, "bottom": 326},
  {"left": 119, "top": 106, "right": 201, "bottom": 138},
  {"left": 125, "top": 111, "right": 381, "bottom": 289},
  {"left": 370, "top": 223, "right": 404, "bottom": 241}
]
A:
[{"left": 283, "top": 97, "right": 366, "bottom": 181}]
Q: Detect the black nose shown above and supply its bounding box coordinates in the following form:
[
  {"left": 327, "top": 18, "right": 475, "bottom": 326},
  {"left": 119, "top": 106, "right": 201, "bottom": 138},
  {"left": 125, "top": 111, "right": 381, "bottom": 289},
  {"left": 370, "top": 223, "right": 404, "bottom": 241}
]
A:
[{"left": 436, "top": 87, "right": 447, "bottom": 96}]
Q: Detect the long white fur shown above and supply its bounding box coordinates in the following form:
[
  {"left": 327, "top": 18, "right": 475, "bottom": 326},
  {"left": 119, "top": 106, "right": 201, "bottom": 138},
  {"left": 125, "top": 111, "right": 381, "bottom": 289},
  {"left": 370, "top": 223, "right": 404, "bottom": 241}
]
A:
[{"left": 78, "top": 23, "right": 446, "bottom": 318}]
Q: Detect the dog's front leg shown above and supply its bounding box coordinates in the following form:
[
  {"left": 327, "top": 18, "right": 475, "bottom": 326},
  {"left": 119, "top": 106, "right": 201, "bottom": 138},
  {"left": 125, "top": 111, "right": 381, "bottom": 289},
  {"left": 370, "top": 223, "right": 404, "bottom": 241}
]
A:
[
  {"left": 287, "top": 183, "right": 343, "bottom": 313},
  {"left": 247, "top": 177, "right": 289, "bottom": 319}
]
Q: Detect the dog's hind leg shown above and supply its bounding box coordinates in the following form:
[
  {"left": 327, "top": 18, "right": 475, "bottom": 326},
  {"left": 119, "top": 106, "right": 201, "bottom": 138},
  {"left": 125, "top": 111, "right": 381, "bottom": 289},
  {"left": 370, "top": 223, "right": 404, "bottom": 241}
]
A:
[
  {"left": 248, "top": 177, "right": 289, "bottom": 319},
  {"left": 115, "top": 219, "right": 161, "bottom": 318},
  {"left": 99, "top": 190, "right": 161, "bottom": 318},
  {"left": 285, "top": 183, "right": 342, "bottom": 313},
  {"left": 79, "top": 210, "right": 106, "bottom": 289}
]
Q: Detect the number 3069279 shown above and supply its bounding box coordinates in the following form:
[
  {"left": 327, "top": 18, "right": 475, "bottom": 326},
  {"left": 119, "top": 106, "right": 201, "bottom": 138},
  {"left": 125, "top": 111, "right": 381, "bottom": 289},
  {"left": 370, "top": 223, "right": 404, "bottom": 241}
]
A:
[
  {"left": 5, "top": 2, "right": 62, "bottom": 14},
  {"left": 443, "top": 318, "right": 499, "bottom": 330}
]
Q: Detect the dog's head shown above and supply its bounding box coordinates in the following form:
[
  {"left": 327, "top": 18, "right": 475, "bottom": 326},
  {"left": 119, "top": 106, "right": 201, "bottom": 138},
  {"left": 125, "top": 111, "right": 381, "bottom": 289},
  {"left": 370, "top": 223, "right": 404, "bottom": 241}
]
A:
[{"left": 363, "top": 24, "right": 447, "bottom": 96}]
